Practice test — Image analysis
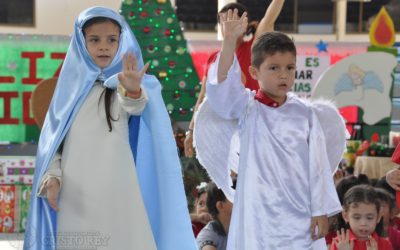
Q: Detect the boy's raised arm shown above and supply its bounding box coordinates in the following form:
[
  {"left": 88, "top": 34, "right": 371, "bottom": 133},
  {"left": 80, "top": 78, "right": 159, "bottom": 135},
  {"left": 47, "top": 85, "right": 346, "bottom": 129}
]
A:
[{"left": 217, "top": 9, "right": 248, "bottom": 83}]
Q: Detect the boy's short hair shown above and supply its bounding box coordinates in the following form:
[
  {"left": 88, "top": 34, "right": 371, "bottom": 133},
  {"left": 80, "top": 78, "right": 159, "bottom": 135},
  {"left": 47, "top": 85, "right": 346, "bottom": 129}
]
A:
[
  {"left": 206, "top": 180, "right": 236, "bottom": 218},
  {"left": 251, "top": 31, "right": 296, "bottom": 68},
  {"left": 206, "top": 182, "right": 227, "bottom": 218}
]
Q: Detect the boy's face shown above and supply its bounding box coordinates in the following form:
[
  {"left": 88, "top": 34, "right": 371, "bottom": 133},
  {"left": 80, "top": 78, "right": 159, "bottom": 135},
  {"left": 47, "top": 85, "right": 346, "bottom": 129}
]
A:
[
  {"left": 249, "top": 51, "right": 296, "bottom": 104},
  {"left": 195, "top": 192, "right": 208, "bottom": 215},
  {"left": 84, "top": 21, "right": 120, "bottom": 69}
]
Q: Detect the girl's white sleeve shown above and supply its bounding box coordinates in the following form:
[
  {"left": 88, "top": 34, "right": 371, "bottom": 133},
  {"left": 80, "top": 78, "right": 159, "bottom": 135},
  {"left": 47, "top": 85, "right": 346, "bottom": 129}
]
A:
[
  {"left": 117, "top": 85, "right": 149, "bottom": 115},
  {"left": 37, "top": 152, "right": 62, "bottom": 197}
]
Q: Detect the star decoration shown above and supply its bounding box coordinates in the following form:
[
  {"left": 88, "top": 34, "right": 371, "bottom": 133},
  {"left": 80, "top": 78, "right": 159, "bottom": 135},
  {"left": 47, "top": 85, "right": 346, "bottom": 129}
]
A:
[{"left": 316, "top": 40, "right": 328, "bottom": 53}]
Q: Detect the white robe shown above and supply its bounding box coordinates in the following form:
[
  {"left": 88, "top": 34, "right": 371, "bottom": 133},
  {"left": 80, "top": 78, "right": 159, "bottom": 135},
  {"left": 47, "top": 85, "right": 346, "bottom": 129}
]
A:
[
  {"left": 196, "top": 55, "right": 343, "bottom": 250},
  {"left": 39, "top": 83, "right": 156, "bottom": 250}
]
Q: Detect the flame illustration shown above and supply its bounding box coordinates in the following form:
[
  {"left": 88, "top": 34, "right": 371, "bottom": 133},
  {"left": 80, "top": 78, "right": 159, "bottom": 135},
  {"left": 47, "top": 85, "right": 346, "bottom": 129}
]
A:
[{"left": 369, "top": 7, "right": 396, "bottom": 48}]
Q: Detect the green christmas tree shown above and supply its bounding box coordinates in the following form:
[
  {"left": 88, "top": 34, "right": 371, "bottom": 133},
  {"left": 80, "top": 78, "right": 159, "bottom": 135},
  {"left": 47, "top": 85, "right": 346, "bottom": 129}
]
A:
[{"left": 120, "top": 0, "right": 200, "bottom": 121}]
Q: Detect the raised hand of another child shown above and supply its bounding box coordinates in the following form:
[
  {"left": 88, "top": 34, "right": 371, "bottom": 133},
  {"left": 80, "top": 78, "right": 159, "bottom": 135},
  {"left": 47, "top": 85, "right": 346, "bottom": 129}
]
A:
[
  {"left": 118, "top": 52, "right": 149, "bottom": 98},
  {"left": 310, "top": 215, "right": 328, "bottom": 240},
  {"left": 386, "top": 168, "right": 400, "bottom": 191},
  {"left": 219, "top": 8, "right": 248, "bottom": 42},
  {"left": 46, "top": 177, "right": 61, "bottom": 212},
  {"left": 335, "top": 229, "right": 354, "bottom": 250},
  {"left": 197, "top": 212, "right": 212, "bottom": 225}
]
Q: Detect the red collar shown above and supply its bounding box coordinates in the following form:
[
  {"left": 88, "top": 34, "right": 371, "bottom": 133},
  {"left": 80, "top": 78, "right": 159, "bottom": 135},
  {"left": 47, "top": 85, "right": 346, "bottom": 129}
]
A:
[{"left": 254, "top": 90, "right": 280, "bottom": 108}]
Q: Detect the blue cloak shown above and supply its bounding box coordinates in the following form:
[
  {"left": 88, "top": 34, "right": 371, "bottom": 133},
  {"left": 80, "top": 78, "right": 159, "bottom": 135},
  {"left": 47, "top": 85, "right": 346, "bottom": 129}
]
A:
[{"left": 24, "top": 6, "right": 196, "bottom": 250}]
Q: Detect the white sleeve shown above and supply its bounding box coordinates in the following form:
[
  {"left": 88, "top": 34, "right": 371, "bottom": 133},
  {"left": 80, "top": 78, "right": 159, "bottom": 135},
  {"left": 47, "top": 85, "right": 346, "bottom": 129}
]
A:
[
  {"left": 308, "top": 110, "right": 342, "bottom": 216},
  {"left": 206, "top": 53, "right": 250, "bottom": 120},
  {"left": 37, "top": 152, "right": 62, "bottom": 197},
  {"left": 117, "top": 85, "right": 148, "bottom": 115}
]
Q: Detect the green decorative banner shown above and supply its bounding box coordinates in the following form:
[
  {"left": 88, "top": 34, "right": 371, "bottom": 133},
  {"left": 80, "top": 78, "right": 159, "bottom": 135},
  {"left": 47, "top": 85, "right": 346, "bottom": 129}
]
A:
[{"left": 0, "top": 34, "right": 69, "bottom": 143}]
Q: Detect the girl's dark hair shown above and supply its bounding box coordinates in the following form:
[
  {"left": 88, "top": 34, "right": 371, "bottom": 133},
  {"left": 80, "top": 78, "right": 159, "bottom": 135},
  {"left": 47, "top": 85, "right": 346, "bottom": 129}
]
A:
[
  {"left": 336, "top": 174, "right": 370, "bottom": 204},
  {"left": 217, "top": 3, "right": 256, "bottom": 36},
  {"left": 375, "top": 187, "right": 395, "bottom": 211},
  {"left": 82, "top": 17, "right": 121, "bottom": 36},
  {"left": 83, "top": 17, "right": 121, "bottom": 132},
  {"left": 342, "top": 184, "right": 384, "bottom": 236},
  {"left": 335, "top": 175, "right": 370, "bottom": 234}
]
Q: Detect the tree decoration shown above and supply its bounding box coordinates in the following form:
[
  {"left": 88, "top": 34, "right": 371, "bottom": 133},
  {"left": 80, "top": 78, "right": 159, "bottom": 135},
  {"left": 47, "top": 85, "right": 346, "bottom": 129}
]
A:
[{"left": 121, "top": 0, "right": 200, "bottom": 120}]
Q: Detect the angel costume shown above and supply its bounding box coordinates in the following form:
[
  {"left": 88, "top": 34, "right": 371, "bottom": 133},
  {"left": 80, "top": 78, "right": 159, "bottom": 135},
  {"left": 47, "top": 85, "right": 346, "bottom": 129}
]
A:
[
  {"left": 24, "top": 7, "right": 196, "bottom": 250},
  {"left": 194, "top": 54, "right": 347, "bottom": 250}
]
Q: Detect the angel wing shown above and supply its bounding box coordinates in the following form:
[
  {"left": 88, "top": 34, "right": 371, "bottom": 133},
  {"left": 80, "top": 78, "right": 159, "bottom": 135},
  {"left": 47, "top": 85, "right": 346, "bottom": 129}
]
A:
[
  {"left": 363, "top": 72, "right": 384, "bottom": 93},
  {"left": 334, "top": 74, "right": 354, "bottom": 95},
  {"left": 310, "top": 99, "right": 350, "bottom": 174},
  {"left": 193, "top": 98, "right": 238, "bottom": 202}
]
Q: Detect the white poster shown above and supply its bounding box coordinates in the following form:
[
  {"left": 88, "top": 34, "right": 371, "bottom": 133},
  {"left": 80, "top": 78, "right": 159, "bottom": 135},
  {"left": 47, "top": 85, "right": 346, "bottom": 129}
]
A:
[{"left": 292, "top": 55, "right": 330, "bottom": 98}]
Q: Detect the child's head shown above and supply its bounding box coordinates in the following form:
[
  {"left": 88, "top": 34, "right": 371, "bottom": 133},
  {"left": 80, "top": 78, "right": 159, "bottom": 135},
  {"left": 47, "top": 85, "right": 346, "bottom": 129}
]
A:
[
  {"left": 82, "top": 17, "right": 121, "bottom": 69},
  {"left": 193, "top": 182, "right": 208, "bottom": 215},
  {"left": 218, "top": 3, "right": 256, "bottom": 38},
  {"left": 342, "top": 185, "right": 382, "bottom": 240},
  {"left": 375, "top": 187, "right": 395, "bottom": 228},
  {"left": 249, "top": 31, "right": 297, "bottom": 103},
  {"left": 206, "top": 182, "right": 233, "bottom": 220}
]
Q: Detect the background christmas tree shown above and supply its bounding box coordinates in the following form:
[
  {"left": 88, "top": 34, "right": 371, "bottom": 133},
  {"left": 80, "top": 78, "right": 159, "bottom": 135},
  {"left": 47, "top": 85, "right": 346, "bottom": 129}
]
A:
[{"left": 120, "top": 0, "right": 200, "bottom": 122}]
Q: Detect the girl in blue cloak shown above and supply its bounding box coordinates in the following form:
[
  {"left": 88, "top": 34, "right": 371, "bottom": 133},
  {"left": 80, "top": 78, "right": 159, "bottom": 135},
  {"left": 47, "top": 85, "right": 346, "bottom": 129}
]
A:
[{"left": 24, "top": 6, "right": 196, "bottom": 250}]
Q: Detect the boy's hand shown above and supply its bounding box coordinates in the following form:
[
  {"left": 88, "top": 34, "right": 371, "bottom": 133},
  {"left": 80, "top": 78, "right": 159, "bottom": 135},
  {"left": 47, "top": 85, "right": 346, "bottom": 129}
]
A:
[
  {"left": 118, "top": 53, "right": 149, "bottom": 98},
  {"left": 335, "top": 229, "right": 354, "bottom": 250},
  {"left": 219, "top": 8, "right": 248, "bottom": 42},
  {"left": 310, "top": 215, "right": 328, "bottom": 240},
  {"left": 46, "top": 177, "right": 60, "bottom": 212}
]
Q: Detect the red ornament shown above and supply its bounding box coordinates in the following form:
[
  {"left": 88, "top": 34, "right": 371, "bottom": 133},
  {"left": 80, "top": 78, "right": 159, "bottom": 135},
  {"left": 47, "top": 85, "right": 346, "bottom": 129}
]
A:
[
  {"left": 143, "top": 27, "right": 151, "bottom": 33},
  {"left": 371, "top": 133, "right": 380, "bottom": 143},
  {"left": 143, "top": 0, "right": 149, "bottom": 2},
  {"left": 147, "top": 45, "right": 155, "bottom": 53},
  {"left": 179, "top": 109, "right": 187, "bottom": 115},
  {"left": 168, "top": 61, "right": 176, "bottom": 68},
  {"left": 129, "top": 12, "right": 135, "bottom": 17},
  {"left": 174, "top": 93, "right": 181, "bottom": 99},
  {"left": 156, "top": 8, "right": 162, "bottom": 15},
  {"left": 164, "top": 29, "right": 171, "bottom": 36},
  {"left": 140, "top": 11, "right": 148, "bottom": 18}
]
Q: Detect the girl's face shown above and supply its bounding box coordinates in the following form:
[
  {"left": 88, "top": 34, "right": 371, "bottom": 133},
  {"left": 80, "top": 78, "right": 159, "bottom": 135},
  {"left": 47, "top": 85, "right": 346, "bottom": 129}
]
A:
[
  {"left": 342, "top": 202, "right": 381, "bottom": 240},
  {"left": 84, "top": 20, "right": 120, "bottom": 69},
  {"left": 195, "top": 192, "right": 208, "bottom": 215}
]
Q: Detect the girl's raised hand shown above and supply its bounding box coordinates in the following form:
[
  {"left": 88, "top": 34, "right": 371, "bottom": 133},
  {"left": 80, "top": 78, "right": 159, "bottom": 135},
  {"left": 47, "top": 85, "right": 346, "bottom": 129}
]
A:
[
  {"left": 366, "top": 237, "right": 377, "bottom": 250},
  {"left": 219, "top": 8, "right": 248, "bottom": 41},
  {"left": 118, "top": 53, "right": 149, "bottom": 96},
  {"left": 335, "top": 229, "right": 354, "bottom": 250}
]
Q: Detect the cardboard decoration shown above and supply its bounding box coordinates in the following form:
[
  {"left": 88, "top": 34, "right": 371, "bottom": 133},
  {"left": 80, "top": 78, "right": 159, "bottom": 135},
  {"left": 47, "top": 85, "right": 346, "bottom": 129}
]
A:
[
  {"left": 311, "top": 52, "right": 396, "bottom": 125},
  {"left": 30, "top": 78, "right": 57, "bottom": 129}
]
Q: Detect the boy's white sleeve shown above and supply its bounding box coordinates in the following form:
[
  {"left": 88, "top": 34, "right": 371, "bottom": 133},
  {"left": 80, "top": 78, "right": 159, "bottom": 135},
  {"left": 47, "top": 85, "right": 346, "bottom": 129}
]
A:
[
  {"left": 206, "top": 53, "right": 250, "bottom": 120},
  {"left": 117, "top": 85, "right": 148, "bottom": 115},
  {"left": 37, "top": 152, "right": 62, "bottom": 197},
  {"left": 308, "top": 110, "right": 342, "bottom": 217}
]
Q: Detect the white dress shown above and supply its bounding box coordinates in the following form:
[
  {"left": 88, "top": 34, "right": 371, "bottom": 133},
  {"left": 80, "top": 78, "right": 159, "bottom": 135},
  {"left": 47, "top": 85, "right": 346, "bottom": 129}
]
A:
[
  {"left": 199, "top": 55, "right": 342, "bottom": 250},
  {"left": 39, "top": 82, "right": 156, "bottom": 250}
]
